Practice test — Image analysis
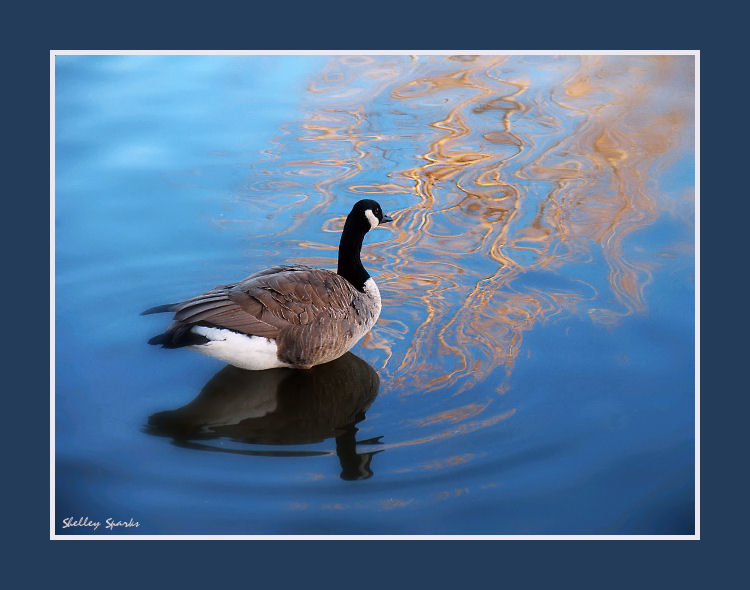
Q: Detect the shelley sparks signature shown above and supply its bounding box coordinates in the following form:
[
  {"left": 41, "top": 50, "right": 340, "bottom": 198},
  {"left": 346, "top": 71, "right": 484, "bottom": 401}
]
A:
[{"left": 60, "top": 516, "right": 140, "bottom": 532}]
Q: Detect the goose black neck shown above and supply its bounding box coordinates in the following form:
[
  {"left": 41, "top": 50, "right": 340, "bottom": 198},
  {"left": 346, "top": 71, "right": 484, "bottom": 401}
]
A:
[{"left": 337, "top": 217, "right": 370, "bottom": 292}]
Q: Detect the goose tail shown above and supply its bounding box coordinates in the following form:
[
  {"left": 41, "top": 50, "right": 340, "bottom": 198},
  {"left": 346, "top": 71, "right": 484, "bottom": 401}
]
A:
[
  {"left": 141, "top": 303, "right": 178, "bottom": 316},
  {"left": 147, "top": 325, "right": 210, "bottom": 348}
]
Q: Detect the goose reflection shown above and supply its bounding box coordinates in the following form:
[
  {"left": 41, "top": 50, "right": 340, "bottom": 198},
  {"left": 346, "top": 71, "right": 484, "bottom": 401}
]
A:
[{"left": 147, "top": 353, "right": 382, "bottom": 480}]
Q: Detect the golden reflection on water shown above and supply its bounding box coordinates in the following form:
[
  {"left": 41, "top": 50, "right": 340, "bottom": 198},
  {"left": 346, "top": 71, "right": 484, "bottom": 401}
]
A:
[{"left": 240, "top": 55, "right": 694, "bottom": 467}]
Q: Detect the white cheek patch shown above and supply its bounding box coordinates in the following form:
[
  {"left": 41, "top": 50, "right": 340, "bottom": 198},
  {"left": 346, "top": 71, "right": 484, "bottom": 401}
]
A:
[{"left": 364, "top": 209, "right": 379, "bottom": 229}]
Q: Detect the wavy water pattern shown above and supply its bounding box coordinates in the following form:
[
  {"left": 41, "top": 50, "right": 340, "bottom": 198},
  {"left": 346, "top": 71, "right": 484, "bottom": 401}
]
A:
[
  {"left": 53, "top": 55, "right": 696, "bottom": 532},
  {"left": 233, "top": 55, "right": 694, "bottom": 452}
]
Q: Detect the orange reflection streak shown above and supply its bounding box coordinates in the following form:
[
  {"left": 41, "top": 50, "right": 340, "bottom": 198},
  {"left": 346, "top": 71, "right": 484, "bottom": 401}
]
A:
[
  {"left": 235, "top": 55, "right": 694, "bottom": 453},
  {"left": 376, "top": 408, "right": 517, "bottom": 451}
]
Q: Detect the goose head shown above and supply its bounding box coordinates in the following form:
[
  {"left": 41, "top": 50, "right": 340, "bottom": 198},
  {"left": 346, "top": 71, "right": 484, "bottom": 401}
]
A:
[{"left": 348, "top": 199, "right": 393, "bottom": 232}]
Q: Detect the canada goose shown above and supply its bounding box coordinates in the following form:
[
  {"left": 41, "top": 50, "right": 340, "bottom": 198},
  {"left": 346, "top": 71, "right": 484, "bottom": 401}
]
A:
[{"left": 143, "top": 199, "right": 392, "bottom": 370}]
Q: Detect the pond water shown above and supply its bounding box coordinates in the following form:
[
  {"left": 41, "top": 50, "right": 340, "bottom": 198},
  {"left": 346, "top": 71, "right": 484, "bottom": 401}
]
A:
[{"left": 54, "top": 54, "right": 696, "bottom": 535}]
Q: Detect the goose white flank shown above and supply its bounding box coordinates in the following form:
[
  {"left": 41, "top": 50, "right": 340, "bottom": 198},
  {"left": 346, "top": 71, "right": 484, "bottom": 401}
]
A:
[{"left": 143, "top": 199, "right": 393, "bottom": 370}]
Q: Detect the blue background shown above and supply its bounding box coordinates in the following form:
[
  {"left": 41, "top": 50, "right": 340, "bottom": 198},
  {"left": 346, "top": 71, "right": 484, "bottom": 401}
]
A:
[{"left": 53, "top": 53, "right": 694, "bottom": 536}]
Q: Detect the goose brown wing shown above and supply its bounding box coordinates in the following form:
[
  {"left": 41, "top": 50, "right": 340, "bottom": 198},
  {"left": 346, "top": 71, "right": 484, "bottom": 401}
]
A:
[{"left": 169, "top": 266, "right": 357, "bottom": 339}]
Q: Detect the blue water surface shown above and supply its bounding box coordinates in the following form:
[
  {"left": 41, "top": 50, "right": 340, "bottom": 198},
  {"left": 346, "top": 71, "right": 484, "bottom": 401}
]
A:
[{"left": 55, "top": 55, "right": 695, "bottom": 535}]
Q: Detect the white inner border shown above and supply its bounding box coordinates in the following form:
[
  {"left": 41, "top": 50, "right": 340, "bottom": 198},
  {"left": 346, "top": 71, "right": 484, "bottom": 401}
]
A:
[{"left": 50, "top": 49, "right": 700, "bottom": 541}]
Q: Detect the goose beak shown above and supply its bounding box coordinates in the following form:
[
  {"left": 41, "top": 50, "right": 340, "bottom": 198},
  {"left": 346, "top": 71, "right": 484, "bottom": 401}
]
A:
[{"left": 381, "top": 214, "right": 393, "bottom": 224}]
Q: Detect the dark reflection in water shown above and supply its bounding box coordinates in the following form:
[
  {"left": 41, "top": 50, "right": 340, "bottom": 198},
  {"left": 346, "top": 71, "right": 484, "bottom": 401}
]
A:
[{"left": 146, "top": 353, "right": 382, "bottom": 480}]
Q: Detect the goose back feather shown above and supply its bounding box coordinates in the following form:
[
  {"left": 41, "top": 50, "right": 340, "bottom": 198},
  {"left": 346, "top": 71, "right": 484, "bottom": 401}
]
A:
[{"left": 147, "top": 265, "right": 381, "bottom": 369}]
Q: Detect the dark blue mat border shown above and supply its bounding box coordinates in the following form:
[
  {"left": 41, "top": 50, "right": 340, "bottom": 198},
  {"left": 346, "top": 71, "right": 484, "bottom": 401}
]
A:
[{"left": 7, "top": 0, "right": 732, "bottom": 586}]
